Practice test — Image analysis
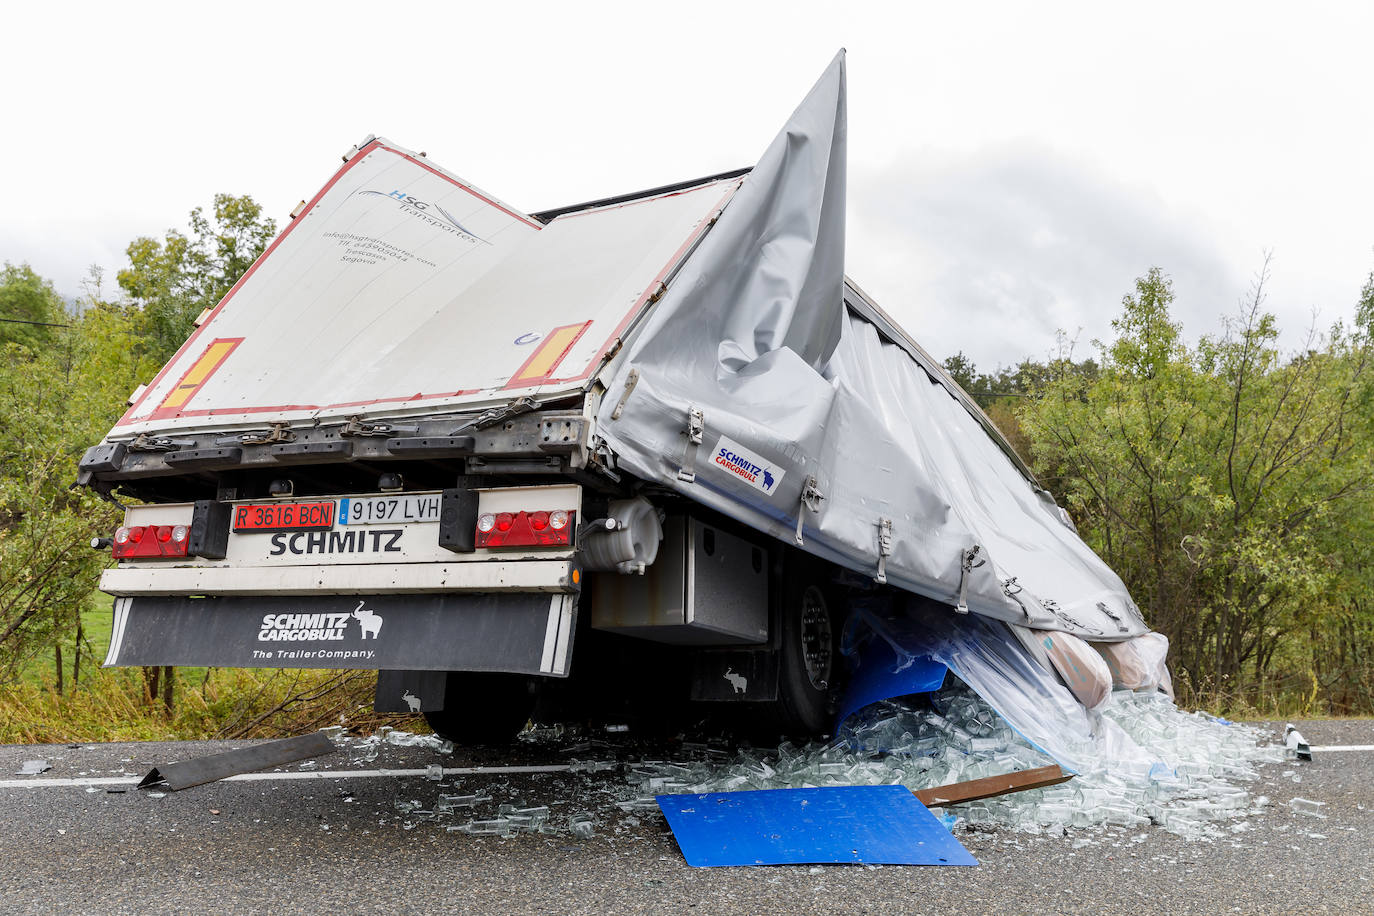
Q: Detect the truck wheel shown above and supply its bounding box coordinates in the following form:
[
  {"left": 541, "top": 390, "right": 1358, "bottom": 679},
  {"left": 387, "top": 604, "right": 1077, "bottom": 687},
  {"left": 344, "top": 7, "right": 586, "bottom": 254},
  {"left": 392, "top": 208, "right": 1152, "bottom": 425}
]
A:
[
  {"left": 769, "top": 566, "right": 841, "bottom": 737},
  {"left": 422, "top": 672, "right": 538, "bottom": 745}
]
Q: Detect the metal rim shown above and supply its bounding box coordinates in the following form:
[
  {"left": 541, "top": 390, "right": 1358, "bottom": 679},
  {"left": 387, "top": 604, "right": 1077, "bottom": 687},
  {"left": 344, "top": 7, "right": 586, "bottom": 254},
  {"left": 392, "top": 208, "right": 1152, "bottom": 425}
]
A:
[{"left": 799, "top": 585, "right": 832, "bottom": 691}]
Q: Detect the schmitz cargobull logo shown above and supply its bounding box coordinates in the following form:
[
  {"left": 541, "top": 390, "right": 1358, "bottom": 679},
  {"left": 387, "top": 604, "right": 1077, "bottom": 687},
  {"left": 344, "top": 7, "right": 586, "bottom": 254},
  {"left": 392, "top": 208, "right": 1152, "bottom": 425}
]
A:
[
  {"left": 257, "top": 600, "right": 385, "bottom": 642},
  {"left": 708, "top": 435, "right": 786, "bottom": 497}
]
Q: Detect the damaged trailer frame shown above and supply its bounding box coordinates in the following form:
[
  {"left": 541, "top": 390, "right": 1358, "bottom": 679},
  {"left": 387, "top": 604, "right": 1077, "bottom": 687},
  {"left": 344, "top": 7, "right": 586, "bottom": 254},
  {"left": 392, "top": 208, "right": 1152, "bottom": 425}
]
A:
[{"left": 79, "top": 51, "right": 1168, "bottom": 742}]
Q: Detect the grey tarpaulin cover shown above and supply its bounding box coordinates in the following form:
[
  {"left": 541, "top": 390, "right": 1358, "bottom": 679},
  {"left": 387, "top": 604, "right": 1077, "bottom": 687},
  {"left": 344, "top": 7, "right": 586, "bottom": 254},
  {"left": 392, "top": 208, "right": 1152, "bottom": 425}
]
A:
[{"left": 596, "top": 51, "right": 1146, "bottom": 640}]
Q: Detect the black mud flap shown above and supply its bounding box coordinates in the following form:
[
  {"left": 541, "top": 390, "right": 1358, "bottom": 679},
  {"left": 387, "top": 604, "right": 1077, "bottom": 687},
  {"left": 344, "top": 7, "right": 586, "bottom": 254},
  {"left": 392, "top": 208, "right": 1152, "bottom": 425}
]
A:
[
  {"left": 374, "top": 669, "right": 449, "bottom": 712},
  {"left": 104, "top": 593, "right": 577, "bottom": 677},
  {"left": 690, "top": 649, "right": 780, "bottom": 702}
]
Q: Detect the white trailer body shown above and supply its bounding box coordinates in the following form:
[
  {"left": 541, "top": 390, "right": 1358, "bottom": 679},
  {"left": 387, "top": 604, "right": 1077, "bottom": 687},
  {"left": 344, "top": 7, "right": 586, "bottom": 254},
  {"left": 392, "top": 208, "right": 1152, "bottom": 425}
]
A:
[{"left": 80, "top": 53, "right": 1156, "bottom": 738}]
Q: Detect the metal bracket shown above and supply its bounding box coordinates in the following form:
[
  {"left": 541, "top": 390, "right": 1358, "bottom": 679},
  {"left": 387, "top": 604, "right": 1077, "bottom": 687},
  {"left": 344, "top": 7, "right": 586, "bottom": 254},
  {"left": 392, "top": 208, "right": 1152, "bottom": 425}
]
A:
[
  {"left": 875, "top": 518, "right": 893, "bottom": 584},
  {"left": 677, "top": 406, "right": 705, "bottom": 483},
  {"left": 610, "top": 369, "right": 640, "bottom": 421},
  {"left": 955, "top": 545, "right": 985, "bottom": 614},
  {"left": 794, "top": 476, "right": 825, "bottom": 545}
]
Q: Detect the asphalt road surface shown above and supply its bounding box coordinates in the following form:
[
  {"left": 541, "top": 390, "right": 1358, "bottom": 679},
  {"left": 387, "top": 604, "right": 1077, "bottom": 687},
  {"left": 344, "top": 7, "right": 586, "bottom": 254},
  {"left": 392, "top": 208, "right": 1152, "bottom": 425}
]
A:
[{"left": 1, "top": 719, "right": 1369, "bottom": 915}]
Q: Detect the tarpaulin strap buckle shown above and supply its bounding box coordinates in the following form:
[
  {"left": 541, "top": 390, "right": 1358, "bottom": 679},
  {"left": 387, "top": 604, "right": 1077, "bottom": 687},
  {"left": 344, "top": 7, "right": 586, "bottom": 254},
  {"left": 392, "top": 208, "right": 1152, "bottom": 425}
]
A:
[
  {"left": 1002, "top": 577, "right": 1030, "bottom": 620},
  {"left": 1044, "top": 598, "right": 1104, "bottom": 636},
  {"left": 677, "top": 406, "right": 705, "bottom": 483},
  {"left": 955, "top": 545, "right": 984, "bottom": 614},
  {"left": 1097, "top": 601, "right": 1130, "bottom": 633},
  {"left": 875, "top": 518, "right": 893, "bottom": 584},
  {"left": 794, "top": 475, "right": 825, "bottom": 545}
]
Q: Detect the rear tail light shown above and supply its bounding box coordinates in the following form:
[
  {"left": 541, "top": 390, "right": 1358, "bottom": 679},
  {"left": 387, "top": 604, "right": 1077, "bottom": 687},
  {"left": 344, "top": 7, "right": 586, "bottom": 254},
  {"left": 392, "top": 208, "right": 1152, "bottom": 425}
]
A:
[
  {"left": 111, "top": 525, "right": 191, "bottom": 560},
  {"left": 476, "top": 509, "right": 576, "bottom": 549}
]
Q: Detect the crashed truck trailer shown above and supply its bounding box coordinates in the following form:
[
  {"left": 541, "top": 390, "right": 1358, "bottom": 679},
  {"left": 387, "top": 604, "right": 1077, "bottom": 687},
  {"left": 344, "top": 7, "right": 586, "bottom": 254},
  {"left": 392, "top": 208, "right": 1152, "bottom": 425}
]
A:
[{"left": 79, "top": 54, "right": 1171, "bottom": 742}]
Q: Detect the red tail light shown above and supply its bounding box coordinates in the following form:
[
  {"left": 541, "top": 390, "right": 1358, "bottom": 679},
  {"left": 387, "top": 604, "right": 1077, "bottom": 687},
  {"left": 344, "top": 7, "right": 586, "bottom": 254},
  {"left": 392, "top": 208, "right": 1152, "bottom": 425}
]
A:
[
  {"left": 112, "top": 525, "right": 191, "bottom": 560},
  {"left": 475, "top": 509, "right": 576, "bottom": 549}
]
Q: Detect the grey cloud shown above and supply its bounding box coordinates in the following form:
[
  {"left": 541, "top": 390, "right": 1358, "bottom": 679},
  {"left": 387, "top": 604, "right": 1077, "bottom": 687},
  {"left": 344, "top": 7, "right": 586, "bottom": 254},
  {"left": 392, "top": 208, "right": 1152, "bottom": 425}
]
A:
[{"left": 847, "top": 144, "right": 1245, "bottom": 369}]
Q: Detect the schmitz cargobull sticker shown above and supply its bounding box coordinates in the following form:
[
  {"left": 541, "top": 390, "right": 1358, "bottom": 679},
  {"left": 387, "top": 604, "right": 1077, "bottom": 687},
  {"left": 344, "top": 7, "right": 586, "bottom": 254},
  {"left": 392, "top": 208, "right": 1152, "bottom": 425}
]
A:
[{"left": 708, "top": 435, "right": 786, "bottom": 497}]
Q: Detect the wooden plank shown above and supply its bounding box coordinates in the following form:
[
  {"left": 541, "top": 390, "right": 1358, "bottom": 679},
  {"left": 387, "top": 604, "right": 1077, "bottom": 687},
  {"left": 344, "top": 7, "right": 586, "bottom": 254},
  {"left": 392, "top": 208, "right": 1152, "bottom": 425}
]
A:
[{"left": 913, "top": 764, "right": 1072, "bottom": 808}]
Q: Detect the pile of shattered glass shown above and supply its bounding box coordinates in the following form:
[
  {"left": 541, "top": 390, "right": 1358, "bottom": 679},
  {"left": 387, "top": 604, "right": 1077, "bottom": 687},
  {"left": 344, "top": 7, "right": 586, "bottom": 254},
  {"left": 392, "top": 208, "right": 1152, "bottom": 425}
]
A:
[
  {"left": 616, "top": 683, "right": 1286, "bottom": 841},
  {"left": 326, "top": 608, "right": 1287, "bottom": 842},
  {"left": 332, "top": 725, "right": 600, "bottom": 838},
  {"left": 331, "top": 683, "right": 1285, "bottom": 842}
]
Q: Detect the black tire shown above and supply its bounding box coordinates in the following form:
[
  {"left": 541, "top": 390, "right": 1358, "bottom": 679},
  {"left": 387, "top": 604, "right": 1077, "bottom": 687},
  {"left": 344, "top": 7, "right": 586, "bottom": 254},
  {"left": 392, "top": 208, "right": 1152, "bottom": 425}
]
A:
[
  {"left": 768, "top": 558, "right": 842, "bottom": 737},
  {"left": 422, "top": 671, "right": 538, "bottom": 745}
]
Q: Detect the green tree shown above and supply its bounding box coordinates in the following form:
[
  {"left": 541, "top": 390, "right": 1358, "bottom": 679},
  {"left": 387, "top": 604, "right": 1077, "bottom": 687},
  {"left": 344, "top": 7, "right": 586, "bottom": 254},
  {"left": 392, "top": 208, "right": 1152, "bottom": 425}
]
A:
[
  {"left": 943, "top": 348, "right": 1099, "bottom": 468},
  {"left": 0, "top": 268, "right": 158, "bottom": 682},
  {"left": 1021, "top": 266, "right": 1374, "bottom": 711},
  {"left": 118, "top": 194, "right": 276, "bottom": 361},
  {"left": 943, "top": 351, "right": 981, "bottom": 393},
  {"left": 0, "top": 263, "right": 66, "bottom": 350}
]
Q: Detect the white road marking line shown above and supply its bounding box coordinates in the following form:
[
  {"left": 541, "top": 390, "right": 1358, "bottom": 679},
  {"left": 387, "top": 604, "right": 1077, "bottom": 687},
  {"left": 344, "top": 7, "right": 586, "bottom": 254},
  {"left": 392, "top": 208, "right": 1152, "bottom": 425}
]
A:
[
  {"left": 1309, "top": 744, "right": 1374, "bottom": 752},
  {"left": 0, "top": 763, "right": 572, "bottom": 790}
]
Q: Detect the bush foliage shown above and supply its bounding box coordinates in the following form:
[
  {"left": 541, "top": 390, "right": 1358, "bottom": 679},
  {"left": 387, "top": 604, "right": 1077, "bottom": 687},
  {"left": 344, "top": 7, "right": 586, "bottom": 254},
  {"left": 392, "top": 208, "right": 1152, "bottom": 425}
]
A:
[{"left": 966, "top": 264, "right": 1374, "bottom": 715}]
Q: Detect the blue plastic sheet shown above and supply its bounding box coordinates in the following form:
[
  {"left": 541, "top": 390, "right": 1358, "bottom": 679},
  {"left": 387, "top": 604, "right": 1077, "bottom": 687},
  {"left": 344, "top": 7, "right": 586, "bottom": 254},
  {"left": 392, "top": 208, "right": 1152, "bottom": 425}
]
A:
[
  {"left": 656, "top": 786, "right": 977, "bottom": 867},
  {"left": 835, "top": 626, "right": 947, "bottom": 726},
  {"left": 838, "top": 600, "right": 1157, "bottom": 773}
]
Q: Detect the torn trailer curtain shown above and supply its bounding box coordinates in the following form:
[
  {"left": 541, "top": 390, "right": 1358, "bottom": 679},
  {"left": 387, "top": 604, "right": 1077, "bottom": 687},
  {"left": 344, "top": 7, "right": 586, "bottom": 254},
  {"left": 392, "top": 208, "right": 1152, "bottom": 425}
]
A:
[{"left": 595, "top": 50, "right": 1146, "bottom": 641}]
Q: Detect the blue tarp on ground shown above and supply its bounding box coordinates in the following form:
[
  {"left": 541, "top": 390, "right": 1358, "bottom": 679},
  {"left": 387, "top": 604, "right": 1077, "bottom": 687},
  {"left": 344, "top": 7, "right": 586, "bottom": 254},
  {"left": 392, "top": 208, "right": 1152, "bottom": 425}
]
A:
[{"left": 656, "top": 785, "right": 977, "bottom": 867}]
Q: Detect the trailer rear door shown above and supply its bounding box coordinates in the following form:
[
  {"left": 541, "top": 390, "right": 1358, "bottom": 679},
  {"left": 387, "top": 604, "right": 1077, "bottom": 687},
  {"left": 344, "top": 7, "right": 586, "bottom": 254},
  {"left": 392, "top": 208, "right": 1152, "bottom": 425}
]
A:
[{"left": 115, "top": 139, "right": 742, "bottom": 436}]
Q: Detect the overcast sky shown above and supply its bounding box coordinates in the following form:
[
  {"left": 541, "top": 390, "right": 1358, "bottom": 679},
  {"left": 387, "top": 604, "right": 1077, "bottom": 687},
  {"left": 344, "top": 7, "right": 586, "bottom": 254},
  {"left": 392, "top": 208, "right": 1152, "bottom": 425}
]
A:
[{"left": 3, "top": 1, "right": 1370, "bottom": 370}]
